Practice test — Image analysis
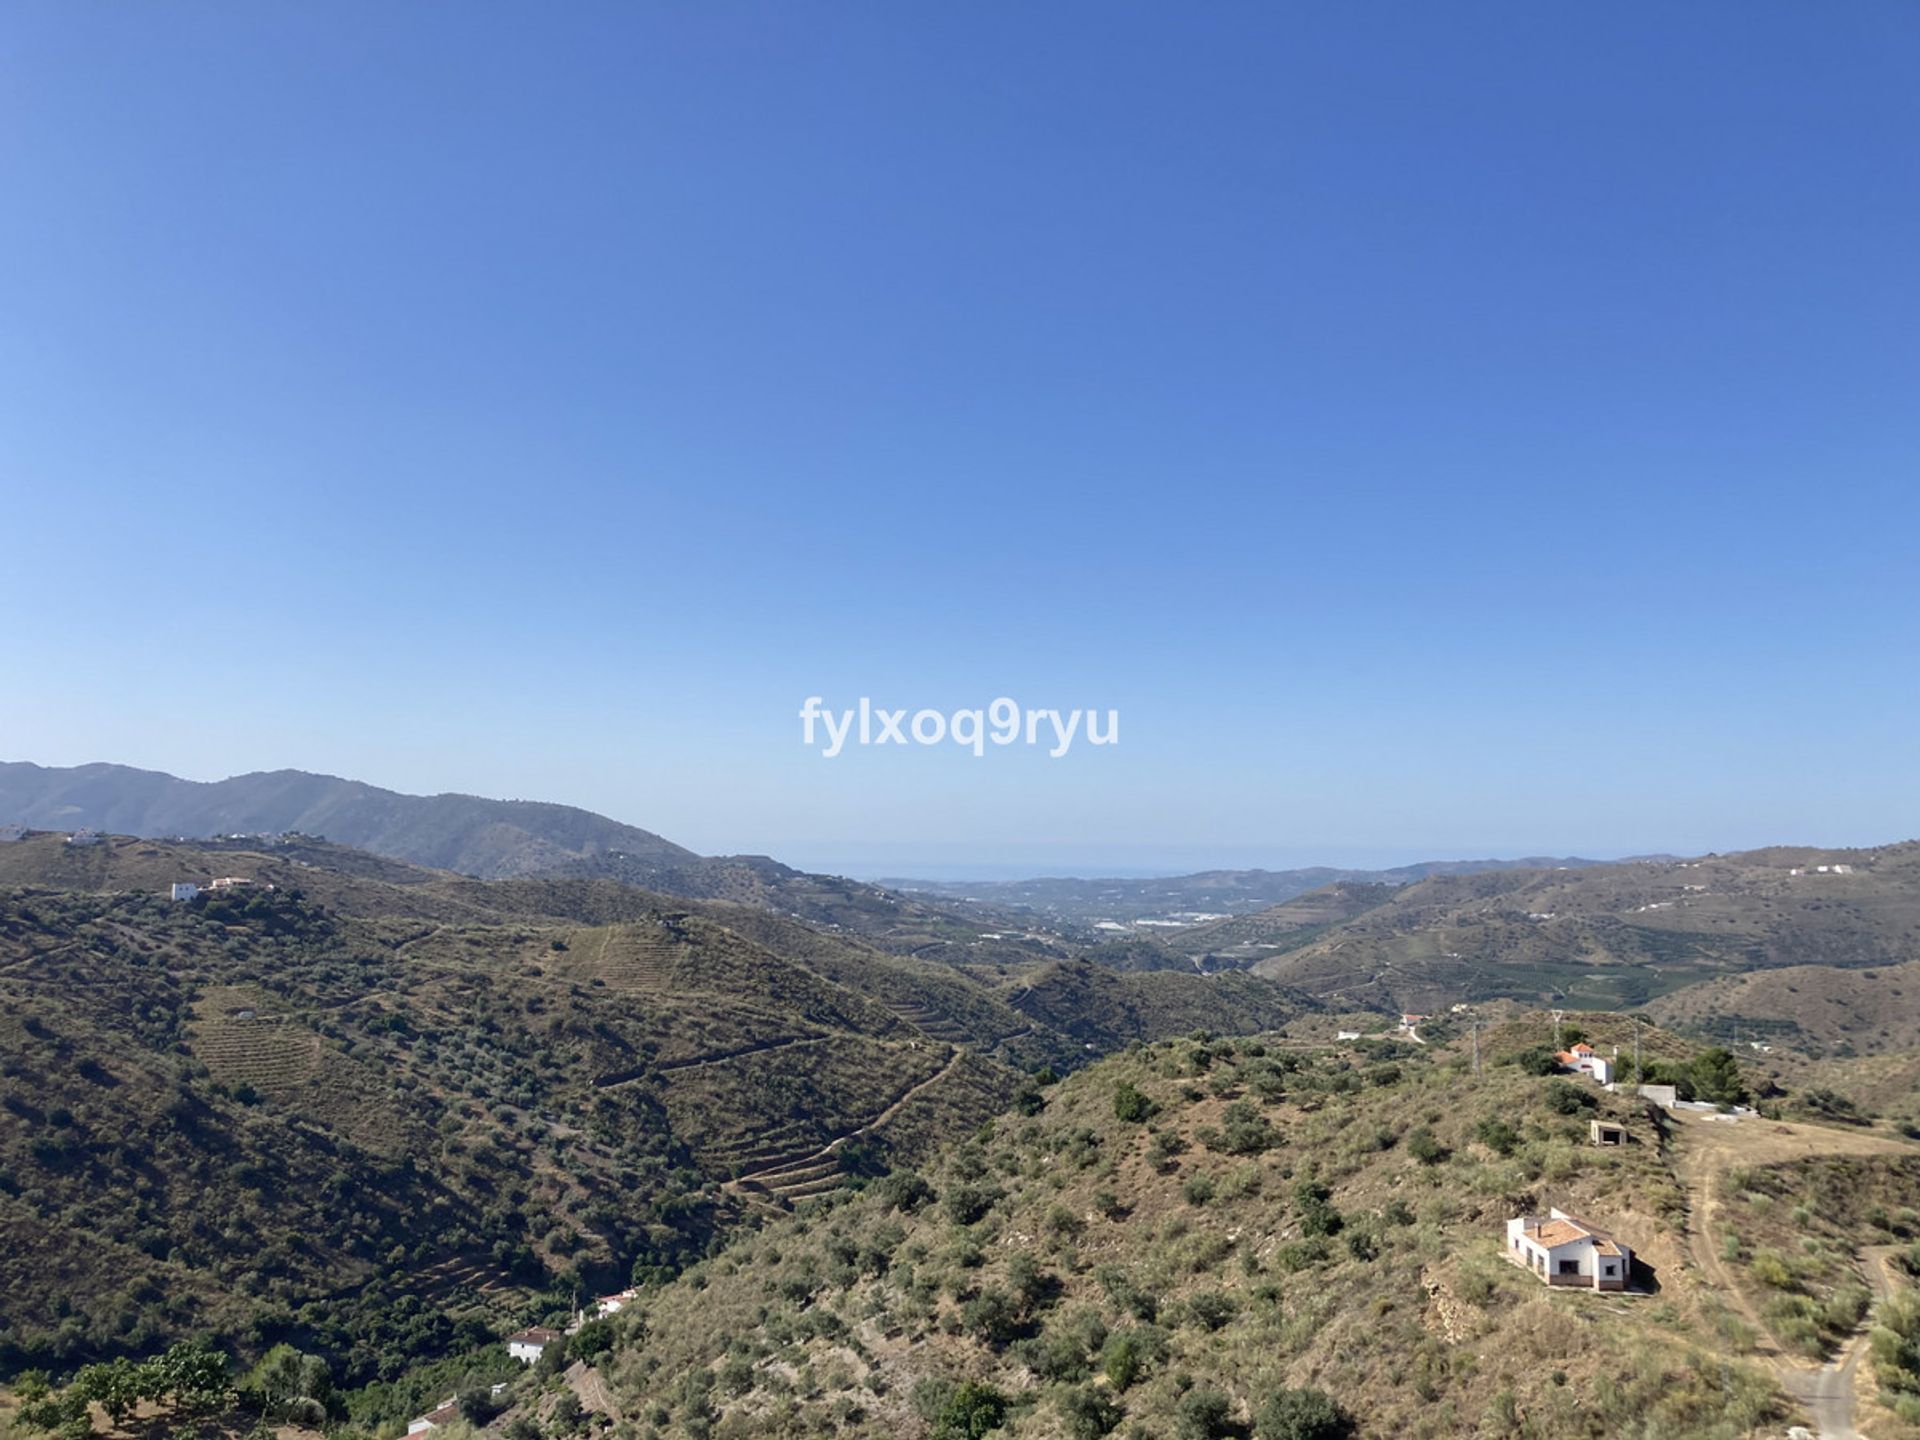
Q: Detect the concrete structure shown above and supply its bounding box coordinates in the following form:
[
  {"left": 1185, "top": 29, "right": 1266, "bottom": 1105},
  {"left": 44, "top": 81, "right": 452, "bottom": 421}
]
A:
[
  {"left": 1633, "top": 1083, "right": 1679, "bottom": 1109},
  {"left": 170, "top": 882, "right": 201, "bottom": 902},
  {"left": 507, "top": 1327, "right": 561, "bottom": 1364},
  {"left": 66, "top": 829, "right": 103, "bottom": 846},
  {"left": 1505, "top": 1208, "right": 1632, "bottom": 1290},
  {"left": 1556, "top": 1042, "right": 1613, "bottom": 1085},
  {"left": 407, "top": 1399, "right": 461, "bottom": 1435},
  {"left": 208, "top": 876, "right": 254, "bottom": 890},
  {"left": 1589, "top": 1120, "right": 1626, "bottom": 1147}
]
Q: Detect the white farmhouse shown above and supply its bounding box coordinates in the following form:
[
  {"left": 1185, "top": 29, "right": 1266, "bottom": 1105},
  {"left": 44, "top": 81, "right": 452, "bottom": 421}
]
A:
[
  {"left": 1505, "top": 1208, "right": 1632, "bottom": 1291},
  {"left": 170, "top": 883, "right": 201, "bottom": 902},
  {"left": 66, "top": 829, "right": 103, "bottom": 847},
  {"left": 507, "top": 1326, "right": 561, "bottom": 1364},
  {"left": 595, "top": 1287, "right": 639, "bottom": 1318},
  {"left": 1556, "top": 1042, "right": 1613, "bottom": 1085}
]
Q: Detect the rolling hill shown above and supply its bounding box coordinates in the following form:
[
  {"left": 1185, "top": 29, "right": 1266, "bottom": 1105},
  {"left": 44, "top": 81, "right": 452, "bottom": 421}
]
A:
[
  {"left": 0, "top": 763, "right": 1061, "bottom": 955},
  {"left": 481, "top": 1021, "right": 1920, "bottom": 1440},
  {"left": 1240, "top": 841, "right": 1920, "bottom": 1020},
  {"left": 0, "top": 833, "right": 1317, "bottom": 1382},
  {"left": 882, "top": 856, "right": 1613, "bottom": 927}
]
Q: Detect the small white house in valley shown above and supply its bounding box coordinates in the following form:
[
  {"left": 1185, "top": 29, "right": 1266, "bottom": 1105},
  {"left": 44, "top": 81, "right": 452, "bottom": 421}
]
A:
[
  {"left": 1557, "top": 1042, "right": 1613, "bottom": 1085},
  {"left": 1506, "top": 1208, "right": 1632, "bottom": 1291},
  {"left": 507, "top": 1326, "right": 561, "bottom": 1364},
  {"left": 595, "top": 1287, "right": 639, "bottom": 1318},
  {"left": 170, "top": 883, "right": 201, "bottom": 902}
]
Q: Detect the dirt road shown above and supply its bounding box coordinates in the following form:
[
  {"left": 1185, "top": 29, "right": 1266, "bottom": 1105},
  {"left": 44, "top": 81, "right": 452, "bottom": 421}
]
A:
[{"left": 1671, "top": 1111, "right": 1914, "bottom": 1438}]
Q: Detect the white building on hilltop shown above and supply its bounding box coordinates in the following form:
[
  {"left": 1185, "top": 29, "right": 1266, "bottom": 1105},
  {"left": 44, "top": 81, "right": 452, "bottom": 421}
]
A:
[
  {"left": 1506, "top": 1208, "right": 1632, "bottom": 1291},
  {"left": 1556, "top": 1042, "right": 1613, "bottom": 1085}
]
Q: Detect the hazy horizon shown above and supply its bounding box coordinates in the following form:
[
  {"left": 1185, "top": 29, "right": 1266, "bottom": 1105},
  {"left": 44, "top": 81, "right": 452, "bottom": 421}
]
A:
[{"left": 7, "top": 753, "right": 1906, "bottom": 884}]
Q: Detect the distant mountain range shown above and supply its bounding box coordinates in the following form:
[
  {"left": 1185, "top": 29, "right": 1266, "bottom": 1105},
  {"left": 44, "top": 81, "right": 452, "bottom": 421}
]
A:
[
  {"left": 0, "top": 761, "right": 1070, "bottom": 948},
  {"left": 882, "top": 855, "right": 1620, "bottom": 926}
]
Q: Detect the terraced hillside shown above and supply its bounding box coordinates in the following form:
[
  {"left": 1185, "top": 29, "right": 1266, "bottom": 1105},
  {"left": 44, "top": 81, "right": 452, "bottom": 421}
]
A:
[
  {"left": 0, "top": 835, "right": 1314, "bottom": 1382},
  {"left": 1157, "top": 881, "right": 1398, "bottom": 966},
  {"left": 538, "top": 1022, "right": 1920, "bottom": 1440}
]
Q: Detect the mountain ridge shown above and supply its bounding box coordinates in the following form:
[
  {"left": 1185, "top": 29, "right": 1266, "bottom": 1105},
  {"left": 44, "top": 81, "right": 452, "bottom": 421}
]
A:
[{"left": 0, "top": 761, "right": 698, "bottom": 880}]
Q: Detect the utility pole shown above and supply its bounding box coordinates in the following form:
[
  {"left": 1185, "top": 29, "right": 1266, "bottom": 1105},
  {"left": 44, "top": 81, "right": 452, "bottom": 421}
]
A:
[
  {"left": 1633, "top": 1015, "right": 1642, "bottom": 1080},
  {"left": 1552, "top": 1008, "right": 1565, "bottom": 1050},
  {"left": 1471, "top": 1017, "right": 1480, "bottom": 1075}
]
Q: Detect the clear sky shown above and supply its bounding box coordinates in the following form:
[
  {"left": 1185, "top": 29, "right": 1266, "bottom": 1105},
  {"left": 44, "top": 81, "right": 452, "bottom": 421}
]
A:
[{"left": 2, "top": 3, "right": 1916, "bottom": 878}]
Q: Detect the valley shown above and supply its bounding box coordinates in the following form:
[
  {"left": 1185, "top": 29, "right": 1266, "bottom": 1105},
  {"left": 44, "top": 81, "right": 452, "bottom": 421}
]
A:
[{"left": 6, "top": 785, "right": 1920, "bottom": 1440}]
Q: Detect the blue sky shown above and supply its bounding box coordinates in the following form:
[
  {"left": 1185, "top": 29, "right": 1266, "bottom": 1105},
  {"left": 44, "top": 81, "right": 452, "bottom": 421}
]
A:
[{"left": 2, "top": 3, "right": 1916, "bottom": 876}]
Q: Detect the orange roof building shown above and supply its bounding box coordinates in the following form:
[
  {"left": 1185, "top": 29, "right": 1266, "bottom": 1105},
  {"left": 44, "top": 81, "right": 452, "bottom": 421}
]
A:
[{"left": 1505, "top": 1208, "right": 1632, "bottom": 1291}]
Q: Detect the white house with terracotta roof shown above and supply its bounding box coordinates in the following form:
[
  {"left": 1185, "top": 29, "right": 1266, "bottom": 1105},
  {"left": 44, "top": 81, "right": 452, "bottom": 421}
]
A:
[
  {"left": 594, "top": 1287, "right": 639, "bottom": 1318},
  {"left": 1556, "top": 1042, "right": 1612, "bottom": 1085},
  {"left": 1505, "top": 1208, "right": 1631, "bottom": 1291},
  {"left": 507, "top": 1326, "right": 561, "bottom": 1364}
]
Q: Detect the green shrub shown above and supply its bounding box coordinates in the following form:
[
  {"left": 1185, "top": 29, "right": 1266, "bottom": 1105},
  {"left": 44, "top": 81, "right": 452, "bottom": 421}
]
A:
[
  {"left": 1100, "top": 1327, "right": 1166, "bottom": 1389},
  {"left": 1543, "top": 1080, "right": 1595, "bottom": 1115},
  {"left": 1257, "top": 1386, "right": 1354, "bottom": 1440},
  {"left": 1182, "top": 1289, "right": 1239, "bottom": 1332},
  {"left": 960, "top": 1286, "right": 1023, "bottom": 1345},
  {"left": 1749, "top": 1249, "right": 1795, "bottom": 1290},
  {"left": 1058, "top": 1385, "right": 1124, "bottom": 1439},
  {"left": 931, "top": 1381, "right": 1009, "bottom": 1440},
  {"left": 944, "top": 1181, "right": 1002, "bottom": 1226},
  {"left": 1113, "top": 1083, "right": 1158, "bottom": 1123},
  {"left": 1474, "top": 1117, "right": 1520, "bottom": 1156},
  {"left": 1175, "top": 1384, "right": 1235, "bottom": 1440}
]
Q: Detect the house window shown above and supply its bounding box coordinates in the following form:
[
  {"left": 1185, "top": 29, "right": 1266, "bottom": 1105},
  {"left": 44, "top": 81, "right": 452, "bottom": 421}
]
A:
[
  {"left": 1602, "top": 1263, "right": 1615, "bottom": 1276},
  {"left": 1558, "top": 1260, "right": 1580, "bottom": 1276}
]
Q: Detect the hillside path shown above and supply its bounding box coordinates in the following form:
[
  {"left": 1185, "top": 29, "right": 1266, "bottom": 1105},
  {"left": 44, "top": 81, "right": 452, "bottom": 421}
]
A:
[
  {"left": 728, "top": 1048, "right": 965, "bottom": 1193},
  {"left": 1671, "top": 1111, "right": 1915, "bottom": 1438}
]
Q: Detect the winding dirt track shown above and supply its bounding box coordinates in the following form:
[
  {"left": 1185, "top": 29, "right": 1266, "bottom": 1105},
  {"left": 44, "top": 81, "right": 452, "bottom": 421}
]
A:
[{"left": 1671, "top": 1112, "right": 1915, "bottom": 1438}]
